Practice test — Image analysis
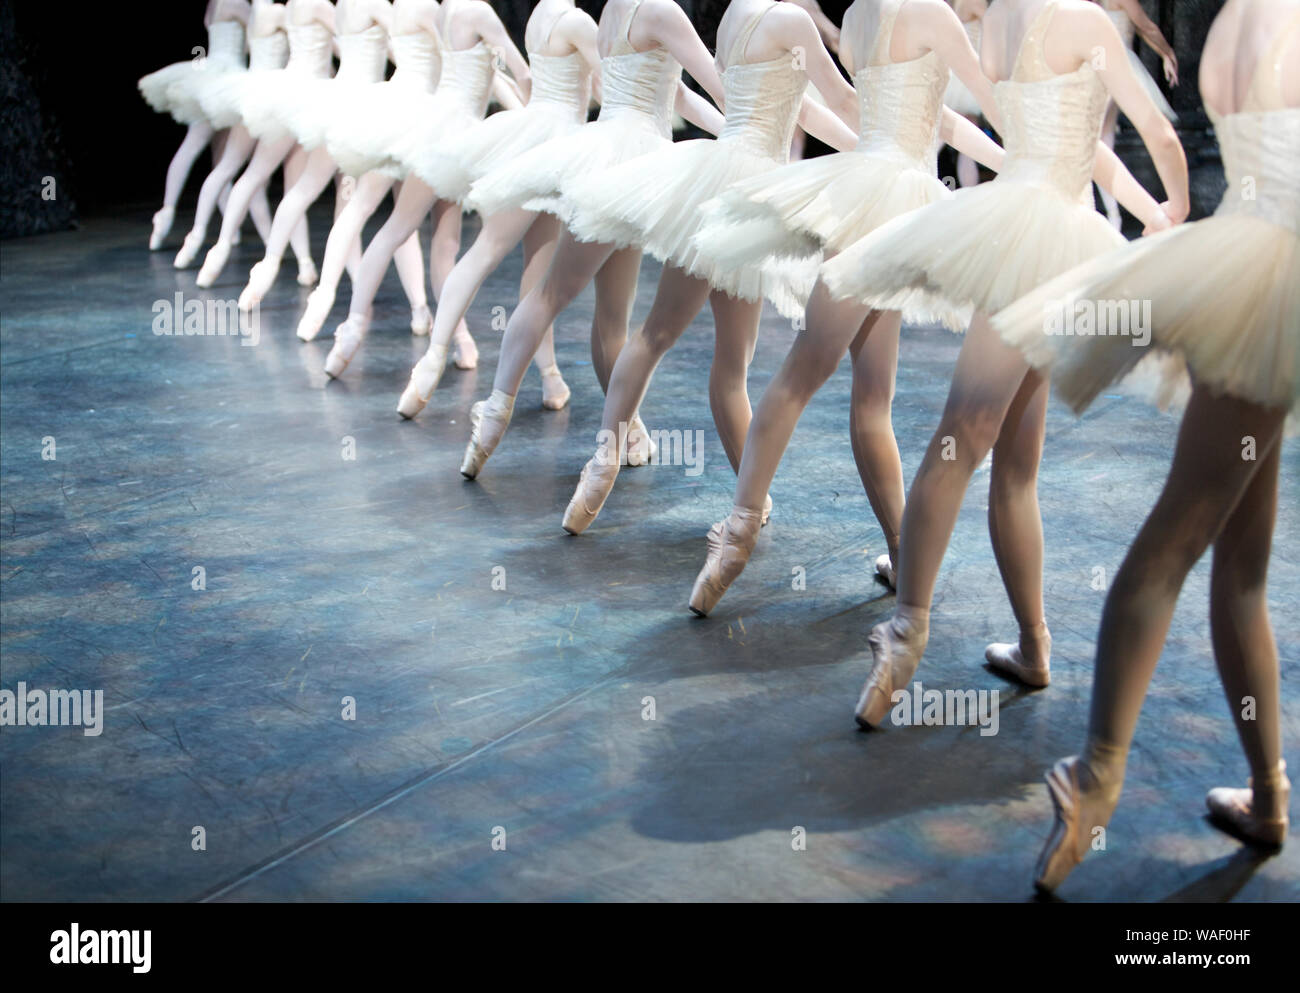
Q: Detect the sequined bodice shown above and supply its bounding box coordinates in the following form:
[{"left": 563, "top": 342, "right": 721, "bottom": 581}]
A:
[
  {"left": 993, "top": 3, "right": 1109, "bottom": 200},
  {"left": 336, "top": 23, "right": 389, "bottom": 84},
  {"left": 248, "top": 31, "right": 289, "bottom": 72},
  {"left": 856, "top": 54, "right": 946, "bottom": 167},
  {"left": 287, "top": 21, "right": 334, "bottom": 78},
  {"left": 207, "top": 20, "right": 246, "bottom": 68},
  {"left": 718, "top": 57, "right": 806, "bottom": 161},
  {"left": 391, "top": 31, "right": 442, "bottom": 92},
  {"left": 598, "top": 47, "right": 679, "bottom": 135},
  {"left": 437, "top": 42, "right": 495, "bottom": 114},
  {"left": 529, "top": 51, "right": 592, "bottom": 121}
]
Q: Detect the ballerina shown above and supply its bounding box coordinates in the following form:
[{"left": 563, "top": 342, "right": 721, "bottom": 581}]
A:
[
  {"left": 686, "top": 0, "right": 1007, "bottom": 616},
  {"left": 139, "top": 0, "right": 254, "bottom": 250},
  {"left": 175, "top": 0, "right": 306, "bottom": 270},
  {"left": 289, "top": 0, "right": 448, "bottom": 346},
  {"left": 386, "top": 0, "right": 604, "bottom": 416},
  {"left": 195, "top": 0, "right": 338, "bottom": 289},
  {"left": 553, "top": 0, "right": 864, "bottom": 532},
  {"left": 1093, "top": 0, "right": 1179, "bottom": 228},
  {"left": 441, "top": 0, "right": 730, "bottom": 475},
  {"left": 838, "top": 0, "right": 1189, "bottom": 727},
  {"left": 943, "top": 0, "right": 988, "bottom": 187},
  {"left": 988, "top": 0, "right": 1298, "bottom": 893},
  {"left": 319, "top": 0, "right": 533, "bottom": 380},
  {"left": 235, "top": 0, "right": 400, "bottom": 311}
]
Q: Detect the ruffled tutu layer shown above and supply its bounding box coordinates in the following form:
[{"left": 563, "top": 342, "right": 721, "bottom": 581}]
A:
[
  {"left": 564, "top": 138, "right": 816, "bottom": 318},
  {"left": 325, "top": 84, "right": 434, "bottom": 179},
  {"left": 466, "top": 113, "right": 671, "bottom": 220},
  {"left": 994, "top": 212, "right": 1299, "bottom": 419},
  {"left": 693, "top": 149, "right": 951, "bottom": 274},
  {"left": 821, "top": 178, "right": 1125, "bottom": 331},
  {"left": 386, "top": 98, "right": 492, "bottom": 199},
  {"left": 242, "top": 74, "right": 341, "bottom": 148},
  {"left": 139, "top": 60, "right": 236, "bottom": 126},
  {"left": 418, "top": 104, "right": 584, "bottom": 209},
  {"left": 197, "top": 67, "right": 264, "bottom": 130}
]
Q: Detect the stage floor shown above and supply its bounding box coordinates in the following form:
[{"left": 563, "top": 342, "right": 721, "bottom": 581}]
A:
[{"left": 1, "top": 206, "right": 1296, "bottom": 902}]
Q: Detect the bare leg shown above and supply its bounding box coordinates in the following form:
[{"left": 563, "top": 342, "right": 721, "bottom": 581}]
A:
[
  {"left": 197, "top": 134, "right": 295, "bottom": 286},
  {"left": 1035, "top": 389, "right": 1287, "bottom": 890},
  {"left": 589, "top": 245, "right": 644, "bottom": 390},
  {"left": 706, "top": 289, "right": 764, "bottom": 474},
  {"left": 296, "top": 171, "right": 394, "bottom": 341},
  {"left": 152, "top": 121, "right": 216, "bottom": 248},
  {"left": 847, "top": 308, "right": 904, "bottom": 567}
]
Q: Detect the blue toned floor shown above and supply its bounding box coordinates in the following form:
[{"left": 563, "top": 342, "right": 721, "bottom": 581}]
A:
[{"left": 1, "top": 205, "right": 1296, "bottom": 902}]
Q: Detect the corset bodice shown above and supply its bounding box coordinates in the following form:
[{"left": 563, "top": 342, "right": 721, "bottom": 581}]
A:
[
  {"left": 287, "top": 21, "right": 334, "bottom": 77},
  {"left": 855, "top": 52, "right": 946, "bottom": 167},
  {"left": 248, "top": 30, "right": 289, "bottom": 72},
  {"left": 390, "top": 31, "right": 441, "bottom": 92},
  {"left": 336, "top": 23, "right": 388, "bottom": 85},
  {"left": 597, "top": 46, "right": 680, "bottom": 137},
  {"left": 207, "top": 20, "right": 246, "bottom": 69},
  {"left": 1212, "top": 109, "right": 1300, "bottom": 235},
  {"left": 436, "top": 42, "right": 495, "bottom": 114},
  {"left": 994, "top": 67, "right": 1108, "bottom": 201},
  {"left": 717, "top": 56, "right": 806, "bottom": 161},
  {"left": 528, "top": 51, "right": 592, "bottom": 121}
]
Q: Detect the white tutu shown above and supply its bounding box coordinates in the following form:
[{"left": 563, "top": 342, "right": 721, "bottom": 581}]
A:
[
  {"left": 197, "top": 32, "right": 290, "bottom": 131},
  {"left": 325, "top": 84, "right": 431, "bottom": 179},
  {"left": 466, "top": 112, "right": 672, "bottom": 220},
  {"left": 139, "top": 21, "right": 246, "bottom": 126}
]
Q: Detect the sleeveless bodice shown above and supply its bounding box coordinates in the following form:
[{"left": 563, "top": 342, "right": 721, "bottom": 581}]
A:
[
  {"left": 207, "top": 20, "right": 246, "bottom": 69},
  {"left": 336, "top": 23, "right": 389, "bottom": 85},
  {"left": 597, "top": 1, "right": 680, "bottom": 135},
  {"left": 528, "top": 51, "right": 592, "bottom": 121},
  {"left": 993, "top": 2, "right": 1108, "bottom": 200},
  {"left": 287, "top": 21, "right": 334, "bottom": 78},
  {"left": 391, "top": 31, "right": 442, "bottom": 92},
  {"left": 718, "top": 57, "right": 806, "bottom": 160},
  {"left": 437, "top": 42, "right": 495, "bottom": 114},
  {"left": 248, "top": 30, "right": 290, "bottom": 72}
]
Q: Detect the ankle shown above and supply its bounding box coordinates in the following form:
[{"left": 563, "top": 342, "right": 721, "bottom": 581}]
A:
[
  {"left": 1020, "top": 621, "right": 1052, "bottom": 664},
  {"left": 1080, "top": 740, "right": 1127, "bottom": 800},
  {"left": 892, "top": 604, "right": 929, "bottom": 642}
]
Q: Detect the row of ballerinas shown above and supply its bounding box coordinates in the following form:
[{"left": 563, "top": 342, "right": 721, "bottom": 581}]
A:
[{"left": 138, "top": 0, "right": 1297, "bottom": 894}]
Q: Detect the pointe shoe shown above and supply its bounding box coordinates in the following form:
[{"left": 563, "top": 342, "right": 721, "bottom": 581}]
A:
[
  {"left": 196, "top": 240, "right": 231, "bottom": 288},
  {"left": 875, "top": 553, "right": 896, "bottom": 590},
  {"left": 324, "top": 314, "right": 369, "bottom": 380},
  {"left": 174, "top": 231, "right": 205, "bottom": 269},
  {"left": 239, "top": 258, "right": 280, "bottom": 311},
  {"left": 561, "top": 449, "right": 620, "bottom": 535},
  {"left": 1035, "top": 756, "right": 1121, "bottom": 893},
  {"left": 761, "top": 494, "right": 773, "bottom": 527},
  {"left": 297, "top": 258, "right": 319, "bottom": 287},
  {"left": 854, "top": 613, "right": 928, "bottom": 728},
  {"left": 687, "top": 507, "right": 764, "bottom": 616},
  {"left": 460, "top": 391, "right": 515, "bottom": 479},
  {"left": 410, "top": 305, "right": 433, "bottom": 337},
  {"left": 452, "top": 327, "right": 478, "bottom": 370},
  {"left": 986, "top": 622, "right": 1051, "bottom": 688},
  {"left": 625, "top": 415, "right": 658, "bottom": 467},
  {"left": 396, "top": 345, "right": 448, "bottom": 420},
  {"left": 540, "top": 364, "right": 571, "bottom": 411},
  {"left": 1207, "top": 761, "right": 1289, "bottom": 847},
  {"left": 296, "top": 287, "right": 335, "bottom": 342},
  {"left": 150, "top": 207, "right": 175, "bottom": 250}
]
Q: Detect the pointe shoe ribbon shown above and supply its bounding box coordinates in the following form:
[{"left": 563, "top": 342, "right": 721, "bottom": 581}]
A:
[
  {"left": 625, "top": 415, "right": 657, "bottom": 468},
  {"left": 460, "top": 390, "right": 514, "bottom": 479},
  {"left": 561, "top": 448, "right": 621, "bottom": 535},
  {"left": 687, "top": 507, "right": 763, "bottom": 616},
  {"left": 396, "top": 346, "right": 449, "bottom": 420},
  {"left": 324, "top": 315, "right": 369, "bottom": 380},
  {"left": 1206, "top": 760, "right": 1290, "bottom": 847},
  {"left": 1034, "top": 756, "right": 1122, "bottom": 893}
]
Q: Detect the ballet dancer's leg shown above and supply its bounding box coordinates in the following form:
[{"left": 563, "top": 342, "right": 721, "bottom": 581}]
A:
[
  {"left": 176, "top": 125, "right": 258, "bottom": 267},
  {"left": 855, "top": 311, "right": 1033, "bottom": 726},
  {"left": 428, "top": 198, "right": 475, "bottom": 369},
  {"left": 197, "top": 134, "right": 295, "bottom": 286},
  {"left": 282, "top": 145, "right": 316, "bottom": 283},
  {"left": 984, "top": 369, "right": 1053, "bottom": 686},
  {"left": 519, "top": 214, "right": 569, "bottom": 410},
  {"left": 240, "top": 146, "right": 338, "bottom": 309},
  {"left": 297, "top": 171, "right": 395, "bottom": 340},
  {"left": 1035, "top": 389, "right": 1287, "bottom": 891},
  {"left": 248, "top": 185, "right": 273, "bottom": 245},
  {"left": 589, "top": 246, "right": 644, "bottom": 391},
  {"left": 393, "top": 230, "right": 430, "bottom": 331},
  {"left": 707, "top": 289, "right": 765, "bottom": 474},
  {"left": 396, "top": 206, "right": 536, "bottom": 414},
  {"left": 323, "top": 178, "right": 436, "bottom": 378},
  {"left": 459, "top": 229, "right": 624, "bottom": 478},
  {"left": 560, "top": 265, "right": 712, "bottom": 532},
  {"left": 152, "top": 120, "right": 216, "bottom": 249}
]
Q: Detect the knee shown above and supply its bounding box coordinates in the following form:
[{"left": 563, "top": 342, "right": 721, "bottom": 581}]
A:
[
  {"left": 1210, "top": 543, "right": 1270, "bottom": 600},
  {"left": 639, "top": 319, "right": 681, "bottom": 358},
  {"left": 934, "top": 406, "right": 1000, "bottom": 468}
]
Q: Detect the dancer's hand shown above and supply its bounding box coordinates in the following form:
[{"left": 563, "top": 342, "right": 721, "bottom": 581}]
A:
[
  {"left": 1141, "top": 204, "right": 1173, "bottom": 236},
  {"left": 1162, "top": 54, "right": 1179, "bottom": 87}
]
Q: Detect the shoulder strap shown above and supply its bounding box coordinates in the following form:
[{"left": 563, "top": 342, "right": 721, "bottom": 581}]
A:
[{"left": 727, "top": 2, "right": 776, "bottom": 66}]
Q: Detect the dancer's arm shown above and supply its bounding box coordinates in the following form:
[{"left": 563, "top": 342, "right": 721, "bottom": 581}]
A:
[
  {"left": 939, "top": 108, "right": 1003, "bottom": 171},
  {"left": 637, "top": 0, "right": 728, "bottom": 113},
  {"left": 492, "top": 74, "right": 526, "bottom": 111},
  {"left": 913, "top": 0, "right": 1004, "bottom": 132},
  {"left": 781, "top": 0, "right": 840, "bottom": 54},
  {"left": 781, "top": 3, "right": 859, "bottom": 141},
  {"left": 1108, "top": 0, "right": 1178, "bottom": 85},
  {"left": 558, "top": 6, "right": 605, "bottom": 106},
  {"left": 1068, "top": 2, "right": 1188, "bottom": 228},
  {"left": 470, "top": 0, "right": 533, "bottom": 101},
  {"left": 676, "top": 84, "right": 726, "bottom": 135}
]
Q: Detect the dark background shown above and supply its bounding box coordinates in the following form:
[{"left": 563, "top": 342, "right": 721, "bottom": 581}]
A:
[{"left": 2, "top": 0, "right": 1219, "bottom": 239}]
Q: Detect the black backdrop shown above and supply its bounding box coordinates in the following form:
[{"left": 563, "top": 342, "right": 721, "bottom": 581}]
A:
[{"left": 2, "top": 0, "right": 1211, "bottom": 240}]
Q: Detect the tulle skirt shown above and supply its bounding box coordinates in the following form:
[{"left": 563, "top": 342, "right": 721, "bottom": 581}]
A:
[
  {"left": 139, "top": 58, "right": 239, "bottom": 126},
  {"left": 242, "top": 73, "right": 343, "bottom": 149},
  {"left": 388, "top": 97, "right": 494, "bottom": 199},
  {"left": 325, "top": 84, "right": 435, "bottom": 179},
  {"left": 197, "top": 66, "right": 275, "bottom": 131},
  {"left": 466, "top": 111, "right": 671, "bottom": 221},
  {"left": 820, "top": 177, "right": 1125, "bottom": 332},
  {"left": 994, "top": 211, "right": 1299, "bottom": 420},
  {"left": 564, "top": 137, "right": 816, "bottom": 318}
]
